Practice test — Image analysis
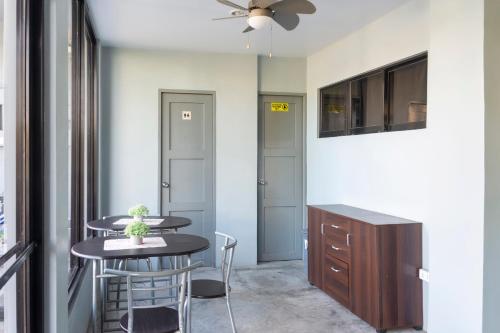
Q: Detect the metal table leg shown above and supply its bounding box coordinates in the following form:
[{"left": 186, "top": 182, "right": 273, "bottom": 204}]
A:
[
  {"left": 92, "top": 259, "right": 102, "bottom": 333},
  {"left": 186, "top": 254, "right": 192, "bottom": 333}
]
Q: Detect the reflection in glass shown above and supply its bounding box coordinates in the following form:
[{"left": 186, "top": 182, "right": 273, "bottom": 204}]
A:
[
  {"left": 320, "top": 82, "right": 347, "bottom": 137},
  {"left": 388, "top": 59, "right": 427, "bottom": 130},
  {"left": 350, "top": 72, "right": 384, "bottom": 134}
]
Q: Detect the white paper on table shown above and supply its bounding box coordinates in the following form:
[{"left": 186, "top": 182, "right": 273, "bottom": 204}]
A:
[
  {"left": 103, "top": 237, "right": 167, "bottom": 251},
  {"left": 112, "top": 218, "right": 164, "bottom": 226}
]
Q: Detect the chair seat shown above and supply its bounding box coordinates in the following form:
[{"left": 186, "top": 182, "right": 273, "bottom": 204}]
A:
[
  {"left": 120, "top": 307, "right": 179, "bottom": 333},
  {"left": 191, "top": 279, "right": 226, "bottom": 299}
]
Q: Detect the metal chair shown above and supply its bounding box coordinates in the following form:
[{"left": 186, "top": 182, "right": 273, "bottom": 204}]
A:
[
  {"left": 105, "top": 262, "right": 202, "bottom": 333},
  {"left": 191, "top": 231, "right": 237, "bottom": 333}
]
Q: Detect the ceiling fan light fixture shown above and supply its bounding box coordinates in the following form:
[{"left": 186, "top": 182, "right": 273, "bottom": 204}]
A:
[{"left": 247, "top": 8, "right": 272, "bottom": 29}]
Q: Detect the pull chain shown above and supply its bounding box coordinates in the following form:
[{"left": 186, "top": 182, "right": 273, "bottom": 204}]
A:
[
  {"left": 269, "top": 23, "right": 273, "bottom": 58},
  {"left": 246, "top": 33, "right": 251, "bottom": 49}
]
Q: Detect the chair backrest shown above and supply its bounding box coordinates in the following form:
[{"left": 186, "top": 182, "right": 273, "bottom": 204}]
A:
[
  {"left": 216, "top": 231, "right": 237, "bottom": 289},
  {"left": 105, "top": 262, "right": 202, "bottom": 333}
]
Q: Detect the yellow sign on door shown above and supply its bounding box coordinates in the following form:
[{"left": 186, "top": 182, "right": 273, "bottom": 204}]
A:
[{"left": 271, "top": 102, "right": 289, "bottom": 112}]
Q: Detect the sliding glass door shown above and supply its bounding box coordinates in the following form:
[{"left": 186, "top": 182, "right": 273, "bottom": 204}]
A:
[{"left": 0, "top": 0, "right": 45, "bottom": 332}]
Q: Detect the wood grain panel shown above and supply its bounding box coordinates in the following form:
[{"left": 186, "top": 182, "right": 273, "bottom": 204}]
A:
[
  {"left": 379, "top": 224, "right": 423, "bottom": 330},
  {"left": 308, "top": 207, "right": 322, "bottom": 287},
  {"left": 350, "top": 221, "right": 381, "bottom": 327}
]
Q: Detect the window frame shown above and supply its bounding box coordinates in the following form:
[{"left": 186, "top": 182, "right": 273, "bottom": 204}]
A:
[
  {"left": 318, "top": 52, "right": 428, "bottom": 138},
  {"left": 68, "top": 0, "right": 98, "bottom": 294},
  {"left": 16, "top": 0, "right": 46, "bottom": 332}
]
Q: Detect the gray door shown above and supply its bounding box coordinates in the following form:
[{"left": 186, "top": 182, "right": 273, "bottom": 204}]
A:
[
  {"left": 258, "top": 95, "right": 304, "bottom": 261},
  {"left": 161, "top": 92, "right": 215, "bottom": 266}
]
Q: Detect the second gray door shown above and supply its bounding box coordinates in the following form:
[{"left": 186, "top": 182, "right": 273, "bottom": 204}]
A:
[
  {"left": 258, "top": 95, "right": 304, "bottom": 261},
  {"left": 161, "top": 92, "right": 215, "bottom": 266}
]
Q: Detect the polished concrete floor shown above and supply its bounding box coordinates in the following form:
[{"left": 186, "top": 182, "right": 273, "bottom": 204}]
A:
[
  {"left": 191, "top": 260, "right": 423, "bottom": 333},
  {"left": 102, "top": 260, "right": 424, "bottom": 333}
]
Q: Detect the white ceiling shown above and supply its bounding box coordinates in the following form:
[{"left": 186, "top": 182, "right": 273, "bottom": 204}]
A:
[{"left": 87, "top": 0, "right": 411, "bottom": 57}]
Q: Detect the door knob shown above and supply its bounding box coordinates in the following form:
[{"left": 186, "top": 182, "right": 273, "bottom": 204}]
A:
[
  {"left": 162, "top": 182, "right": 170, "bottom": 188},
  {"left": 257, "top": 179, "right": 266, "bottom": 185}
]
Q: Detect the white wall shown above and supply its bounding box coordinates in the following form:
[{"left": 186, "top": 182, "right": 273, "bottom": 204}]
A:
[
  {"left": 427, "top": 0, "right": 484, "bottom": 331},
  {"left": 101, "top": 48, "right": 258, "bottom": 265},
  {"left": 307, "top": 0, "right": 486, "bottom": 331},
  {"left": 258, "top": 56, "right": 306, "bottom": 93},
  {"left": 483, "top": 0, "right": 500, "bottom": 331}
]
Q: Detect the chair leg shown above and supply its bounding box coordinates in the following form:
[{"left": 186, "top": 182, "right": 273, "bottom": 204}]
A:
[
  {"left": 116, "top": 259, "right": 127, "bottom": 309},
  {"left": 226, "top": 294, "right": 237, "bottom": 333},
  {"left": 146, "top": 258, "right": 155, "bottom": 305}
]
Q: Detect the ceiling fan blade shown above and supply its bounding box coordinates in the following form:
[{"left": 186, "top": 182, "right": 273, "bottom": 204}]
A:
[
  {"left": 272, "top": 11, "right": 300, "bottom": 31},
  {"left": 243, "top": 26, "right": 255, "bottom": 33},
  {"left": 216, "top": 0, "right": 248, "bottom": 11},
  {"left": 250, "top": 0, "right": 278, "bottom": 8},
  {"left": 212, "top": 15, "right": 248, "bottom": 20},
  {"left": 270, "top": 0, "right": 316, "bottom": 14}
]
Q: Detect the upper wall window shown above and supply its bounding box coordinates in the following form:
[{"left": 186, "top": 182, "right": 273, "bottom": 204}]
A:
[
  {"left": 387, "top": 58, "right": 427, "bottom": 131},
  {"left": 318, "top": 53, "right": 427, "bottom": 138},
  {"left": 320, "top": 82, "right": 348, "bottom": 137},
  {"left": 350, "top": 71, "right": 384, "bottom": 134}
]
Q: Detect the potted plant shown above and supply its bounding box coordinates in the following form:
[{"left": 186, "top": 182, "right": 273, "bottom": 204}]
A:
[
  {"left": 128, "top": 204, "right": 149, "bottom": 222},
  {"left": 124, "top": 220, "right": 150, "bottom": 245}
]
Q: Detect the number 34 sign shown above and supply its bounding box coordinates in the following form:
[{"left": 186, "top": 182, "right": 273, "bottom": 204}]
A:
[{"left": 271, "top": 102, "right": 289, "bottom": 112}]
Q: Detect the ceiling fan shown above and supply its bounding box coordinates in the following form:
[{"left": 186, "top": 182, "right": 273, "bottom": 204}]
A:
[{"left": 213, "top": 0, "right": 316, "bottom": 33}]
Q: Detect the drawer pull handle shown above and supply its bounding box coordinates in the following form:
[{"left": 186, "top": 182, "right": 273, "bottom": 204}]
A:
[
  {"left": 331, "top": 245, "right": 341, "bottom": 251},
  {"left": 347, "top": 233, "right": 351, "bottom": 246},
  {"left": 331, "top": 224, "right": 340, "bottom": 229},
  {"left": 330, "top": 266, "right": 341, "bottom": 273},
  {"left": 321, "top": 224, "right": 324, "bottom": 235}
]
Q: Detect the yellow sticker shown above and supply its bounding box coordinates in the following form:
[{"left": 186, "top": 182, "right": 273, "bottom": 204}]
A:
[{"left": 271, "top": 102, "right": 289, "bottom": 112}]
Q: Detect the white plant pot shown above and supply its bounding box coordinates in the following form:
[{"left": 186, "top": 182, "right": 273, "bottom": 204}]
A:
[
  {"left": 134, "top": 215, "right": 144, "bottom": 222},
  {"left": 130, "top": 235, "right": 144, "bottom": 245}
]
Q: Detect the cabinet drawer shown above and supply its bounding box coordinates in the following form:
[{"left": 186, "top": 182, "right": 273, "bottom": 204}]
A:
[
  {"left": 324, "top": 234, "right": 351, "bottom": 262},
  {"left": 323, "top": 255, "right": 350, "bottom": 307},
  {"left": 322, "top": 213, "right": 351, "bottom": 238}
]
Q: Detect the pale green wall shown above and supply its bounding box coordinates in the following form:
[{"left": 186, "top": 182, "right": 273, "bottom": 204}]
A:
[
  {"left": 100, "top": 48, "right": 258, "bottom": 266},
  {"left": 483, "top": 0, "right": 500, "bottom": 331},
  {"left": 258, "top": 56, "right": 306, "bottom": 93}
]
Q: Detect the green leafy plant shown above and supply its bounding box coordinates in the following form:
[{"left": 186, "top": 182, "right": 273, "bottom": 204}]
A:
[
  {"left": 128, "top": 204, "right": 149, "bottom": 217},
  {"left": 124, "top": 221, "right": 150, "bottom": 237}
]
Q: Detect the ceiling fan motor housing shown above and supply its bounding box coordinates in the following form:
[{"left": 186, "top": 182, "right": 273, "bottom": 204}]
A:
[{"left": 248, "top": 8, "right": 273, "bottom": 29}]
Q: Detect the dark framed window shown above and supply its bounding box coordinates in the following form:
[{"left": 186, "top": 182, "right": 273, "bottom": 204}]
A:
[
  {"left": 68, "top": 0, "right": 98, "bottom": 292},
  {"left": 350, "top": 71, "right": 385, "bottom": 134},
  {"left": 387, "top": 58, "right": 427, "bottom": 131},
  {"left": 319, "top": 53, "right": 427, "bottom": 138},
  {"left": 319, "top": 81, "right": 348, "bottom": 137}
]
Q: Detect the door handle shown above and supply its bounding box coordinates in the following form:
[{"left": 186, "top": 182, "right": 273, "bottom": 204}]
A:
[
  {"left": 257, "top": 179, "right": 267, "bottom": 185},
  {"left": 161, "top": 182, "right": 170, "bottom": 188}
]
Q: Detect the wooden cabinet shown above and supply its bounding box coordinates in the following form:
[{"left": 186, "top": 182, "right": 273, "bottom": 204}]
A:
[{"left": 308, "top": 205, "right": 423, "bottom": 333}]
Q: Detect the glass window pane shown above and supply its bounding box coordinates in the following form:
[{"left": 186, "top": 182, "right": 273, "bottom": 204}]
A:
[
  {"left": 320, "top": 82, "right": 348, "bottom": 137},
  {"left": 388, "top": 59, "right": 427, "bottom": 130},
  {"left": 350, "top": 72, "right": 384, "bottom": 134}
]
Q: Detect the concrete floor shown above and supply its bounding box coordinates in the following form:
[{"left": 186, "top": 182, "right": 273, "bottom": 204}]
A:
[
  {"left": 191, "top": 260, "right": 423, "bottom": 333},
  {"left": 102, "top": 260, "right": 424, "bottom": 333}
]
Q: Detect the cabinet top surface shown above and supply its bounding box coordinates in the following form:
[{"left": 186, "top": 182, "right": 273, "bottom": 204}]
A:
[{"left": 308, "top": 204, "right": 421, "bottom": 225}]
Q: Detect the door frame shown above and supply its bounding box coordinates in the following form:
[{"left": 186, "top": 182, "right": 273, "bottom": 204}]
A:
[
  {"left": 157, "top": 89, "right": 217, "bottom": 257},
  {"left": 257, "top": 91, "right": 307, "bottom": 260}
]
